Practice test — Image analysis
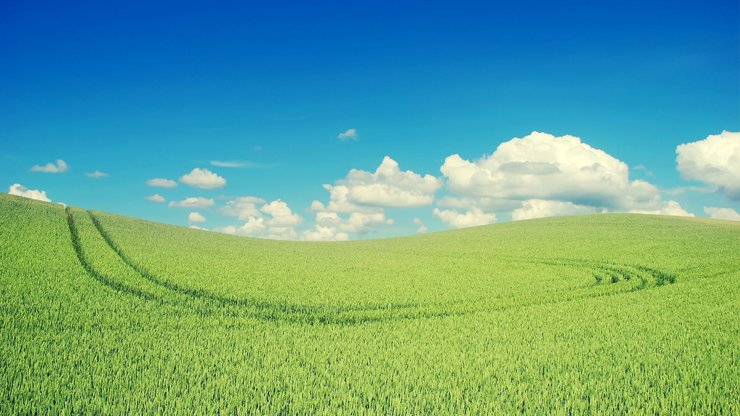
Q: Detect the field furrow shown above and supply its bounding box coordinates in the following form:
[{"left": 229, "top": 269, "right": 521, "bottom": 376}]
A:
[{"left": 83, "top": 210, "right": 678, "bottom": 325}]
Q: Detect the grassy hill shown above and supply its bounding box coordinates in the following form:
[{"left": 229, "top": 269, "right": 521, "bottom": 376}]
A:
[{"left": 1, "top": 193, "right": 738, "bottom": 414}]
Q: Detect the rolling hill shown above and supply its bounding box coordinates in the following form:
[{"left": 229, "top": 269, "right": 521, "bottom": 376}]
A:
[{"left": 1, "top": 193, "right": 738, "bottom": 414}]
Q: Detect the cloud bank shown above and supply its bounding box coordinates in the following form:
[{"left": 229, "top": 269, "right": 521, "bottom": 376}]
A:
[
  {"left": 676, "top": 131, "right": 740, "bottom": 200},
  {"left": 438, "top": 131, "right": 692, "bottom": 223},
  {"left": 8, "top": 184, "right": 51, "bottom": 202}
]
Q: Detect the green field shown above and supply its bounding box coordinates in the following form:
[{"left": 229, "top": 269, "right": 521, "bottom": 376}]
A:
[{"left": 1, "top": 193, "right": 738, "bottom": 414}]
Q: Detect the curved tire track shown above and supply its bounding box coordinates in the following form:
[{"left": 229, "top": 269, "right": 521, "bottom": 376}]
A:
[{"left": 68, "top": 209, "right": 676, "bottom": 325}]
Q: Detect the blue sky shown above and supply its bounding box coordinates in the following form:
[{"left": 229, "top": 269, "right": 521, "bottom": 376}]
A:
[{"left": 2, "top": 0, "right": 739, "bottom": 239}]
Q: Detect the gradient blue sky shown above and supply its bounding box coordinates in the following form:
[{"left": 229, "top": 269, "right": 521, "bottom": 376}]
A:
[{"left": 2, "top": 0, "right": 739, "bottom": 239}]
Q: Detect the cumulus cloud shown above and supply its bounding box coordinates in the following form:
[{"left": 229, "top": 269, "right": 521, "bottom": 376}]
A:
[
  {"left": 413, "top": 218, "right": 428, "bottom": 233},
  {"left": 310, "top": 184, "right": 374, "bottom": 214},
  {"left": 8, "top": 183, "right": 51, "bottom": 202},
  {"left": 303, "top": 211, "right": 392, "bottom": 240},
  {"left": 304, "top": 157, "right": 439, "bottom": 239},
  {"left": 221, "top": 196, "right": 265, "bottom": 220},
  {"left": 303, "top": 225, "right": 350, "bottom": 242},
  {"left": 146, "top": 178, "right": 177, "bottom": 188},
  {"left": 436, "top": 131, "right": 695, "bottom": 225},
  {"left": 85, "top": 170, "right": 108, "bottom": 178},
  {"left": 676, "top": 131, "right": 740, "bottom": 200},
  {"left": 703, "top": 206, "right": 740, "bottom": 221},
  {"left": 328, "top": 156, "right": 441, "bottom": 208},
  {"left": 180, "top": 168, "right": 226, "bottom": 189},
  {"left": 630, "top": 200, "right": 694, "bottom": 217},
  {"left": 433, "top": 207, "right": 496, "bottom": 228},
  {"left": 188, "top": 212, "right": 206, "bottom": 223},
  {"left": 337, "top": 128, "right": 358, "bottom": 141},
  {"left": 303, "top": 209, "right": 393, "bottom": 241},
  {"left": 261, "top": 200, "right": 303, "bottom": 228},
  {"left": 168, "top": 197, "right": 215, "bottom": 208},
  {"left": 146, "top": 194, "right": 166, "bottom": 203},
  {"left": 30, "top": 159, "right": 68, "bottom": 174},
  {"left": 441, "top": 132, "right": 641, "bottom": 206},
  {"left": 218, "top": 197, "right": 302, "bottom": 240},
  {"left": 239, "top": 216, "right": 267, "bottom": 235},
  {"left": 511, "top": 199, "right": 601, "bottom": 221}
]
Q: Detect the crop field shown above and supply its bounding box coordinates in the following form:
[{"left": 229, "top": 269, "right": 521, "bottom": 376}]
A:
[{"left": 1, "top": 192, "right": 738, "bottom": 414}]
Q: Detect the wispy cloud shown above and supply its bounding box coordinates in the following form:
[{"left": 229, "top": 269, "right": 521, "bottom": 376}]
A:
[
  {"left": 146, "top": 194, "right": 166, "bottom": 203},
  {"left": 168, "top": 197, "right": 215, "bottom": 208},
  {"left": 86, "top": 170, "right": 108, "bottom": 178},
  {"left": 209, "top": 160, "right": 276, "bottom": 169},
  {"left": 413, "top": 218, "right": 428, "bottom": 233},
  {"left": 632, "top": 164, "right": 654, "bottom": 177},
  {"left": 146, "top": 178, "right": 177, "bottom": 188},
  {"left": 337, "top": 128, "right": 358, "bottom": 141},
  {"left": 30, "top": 159, "right": 68, "bottom": 173},
  {"left": 662, "top": 185, "right": 716, "bottom": 196}
]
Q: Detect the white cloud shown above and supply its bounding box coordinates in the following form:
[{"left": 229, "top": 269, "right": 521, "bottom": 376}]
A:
[
  {"left": 266, "top": 226, "right": 299, "bottom": 240},
  {"left": 180, "top": 168, "right": 226, "bottom": 189},
  {"left": 85, "top": 170, "right": 108, "bottom": 178},
  {"left": 8, "top": 183, "right": 51, "bottom": 202},
  {"left": 441, "top": 132, "right": 641, "bottom": 206},
  {"left": 703, "top": 206, "right": 740, "bottom": 221},
  {"left": 188, "top": 212, "right": 206, "bottom": 223},
  {"left": 210, "top": 160, "right": 247, "bottom": 168},
  {"left": 310, "top": 184, "right": 374, "bottom": 213},
  {"left": 676, "top": 131, "right": 740, "bottom": 200},
  {"left": 218, "top": 197, "right": 302, "bottom": 240},
  {"left": 260, "top": 200, "right": 303, "bottom": 228},
  {"left": 303, "top": 209, "right": 392, "bottom": 241},
  {"left": 210, "top": 160, "right": 273, "bottom": 169},
  {"left": 146, "top": 178, "right": 177, "bottom": 188},
  {"left": 511, "top": 199, "right": 601, "bottom": 221},
  {"left": 337, "top": 128, "right": 358, "bottom": 141},
  {"left": 30, "top": 159, "right": 68, "bottom": 174},
  {"left": 303, "top": 225, "right": 350, "bottom": 242},
  {"left": 436, "top": 131, "right": 695, "bottom": 224},
  {"left": 325, "top": 156, "right": 441, "bottom": 208},
  {"left": 413, "top": 218, "right": 428, "bottom": 233},
  {"left": 221, "top": 196, "right": 265, "bottom": 220},
  {"left": 168, "top": 197, "right": 215, "bottom": 208},
  {"left": 433, "top": 207, "right": 496, "bottom": 228},
  {"left": 239, "top": 216, "right": 267, "bottom": 235},
  {"left": 629, "top": 200, "right": 694, "bottom": 217},
  {"left": 218, "top": 225, "right": 238, "bottom": 235},
  {"left": 146, "top": 194, "right": 166, "bottom": 203},
  {"left": 303, "top": 157, "right": 438, "bottom": 239}
]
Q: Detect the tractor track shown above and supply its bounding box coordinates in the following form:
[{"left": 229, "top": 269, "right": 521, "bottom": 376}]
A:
[{"left": 66, "top": 208, "right": 677, "bottom": 325}]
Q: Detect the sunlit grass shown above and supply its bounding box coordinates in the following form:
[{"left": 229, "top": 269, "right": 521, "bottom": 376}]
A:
[{"left": 1, "top": 193, "right": 738, "bottom": 414}]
